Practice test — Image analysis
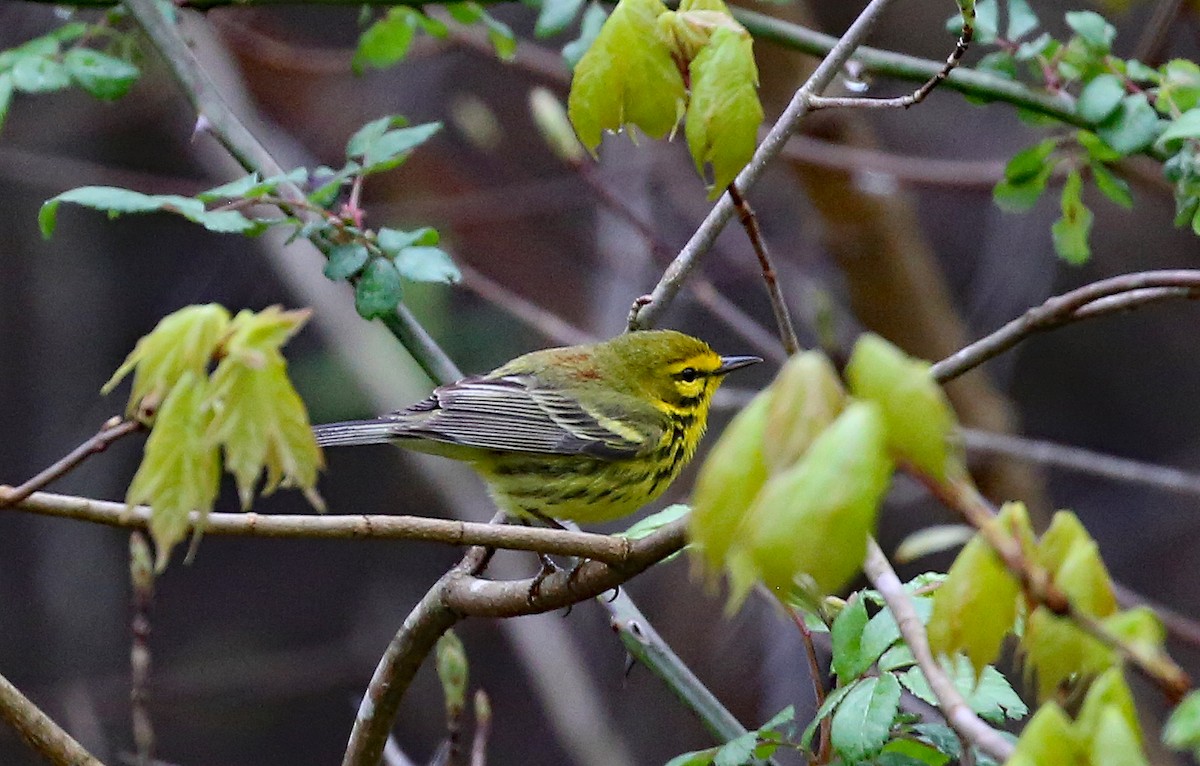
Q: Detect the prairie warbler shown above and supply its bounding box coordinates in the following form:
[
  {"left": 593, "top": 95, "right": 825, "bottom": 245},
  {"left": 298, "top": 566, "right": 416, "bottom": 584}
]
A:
[{"left": 314, "top": 330, "right": 760, "bottom": 525}]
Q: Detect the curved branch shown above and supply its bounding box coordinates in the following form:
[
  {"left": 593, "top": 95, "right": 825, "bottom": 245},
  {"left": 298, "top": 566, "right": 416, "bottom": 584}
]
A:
[
  {"left": 931, "top": 270, "right": 1200, "bottom": 383},
  {"left": 442, "top": 519, "right": 687, "bottom": 618}
]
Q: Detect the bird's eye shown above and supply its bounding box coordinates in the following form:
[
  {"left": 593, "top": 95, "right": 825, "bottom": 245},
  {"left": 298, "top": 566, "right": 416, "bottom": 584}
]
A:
[{"left": 678, "top": 367, "right": 699, "bottom": 383}]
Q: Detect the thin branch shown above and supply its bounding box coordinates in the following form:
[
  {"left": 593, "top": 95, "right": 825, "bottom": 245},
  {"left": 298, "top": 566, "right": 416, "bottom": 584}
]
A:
[
  {"left": 862, "top": 539, "right": 1015, "bottom": 763},
  {"left": 0, "top": 417, "right": 140, "bottom": 507},
  {"left": 8, "top": 491, "right": 640, "bottom": 564},
  {"left": 628, "top": 0, "right": 904, "bottom": 330},
  {"left": 806, "top": 9, "right": 971, "bottom": 111},
  {"left": 726, "top": 183, "right": 800, "bottom": 355},
  {"left": 604, "top": 587, "right": 751, "bottom": 743},
  {"left": 0, "top": 671, "right": 107, "bottom": 766},
  {"left": 961, "top": 427, "right": 1200, "bottom": 499},
  {"left": 458, "top": 263, "right": 594, "bottom": 347},
  {"left": 129, "top": 533, "right": 155, "bottom": 766},
  {"left": 931, "top": 270, "right": 1200, "bottom": 383}
]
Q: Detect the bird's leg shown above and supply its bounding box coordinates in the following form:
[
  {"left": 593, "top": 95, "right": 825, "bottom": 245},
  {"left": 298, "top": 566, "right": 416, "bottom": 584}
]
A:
[{"left": 518, "top": 512, "right": 568, "bottom": 605}]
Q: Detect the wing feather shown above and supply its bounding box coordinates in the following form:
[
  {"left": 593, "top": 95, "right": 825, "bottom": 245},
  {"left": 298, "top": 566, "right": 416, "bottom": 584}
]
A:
[{"left": 382, "top": 376, "right": 657, "bottom": 459}]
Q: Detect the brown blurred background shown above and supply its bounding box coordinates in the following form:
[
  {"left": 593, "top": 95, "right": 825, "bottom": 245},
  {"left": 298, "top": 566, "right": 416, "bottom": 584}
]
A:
[{"left": 2, "top": 0, "right": 1200, "bottom": 763}]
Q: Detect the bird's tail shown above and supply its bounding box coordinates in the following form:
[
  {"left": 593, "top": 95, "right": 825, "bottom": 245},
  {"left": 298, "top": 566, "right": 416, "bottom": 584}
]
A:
[{"left": 312, "top": 419, "right": 398, "bottom": 447}]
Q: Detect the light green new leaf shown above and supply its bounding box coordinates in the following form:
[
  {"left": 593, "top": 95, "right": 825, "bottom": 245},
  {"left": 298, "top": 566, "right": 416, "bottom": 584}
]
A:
[
  {"left": 1156, "top": 108, "right": 1200, "bottom": 152},
  {"left": 1163, "top": 690, "right": 1200, "bottom": 759},
  {"left": 205, "top": 308, "right": 324, "bottom": 510},
  {"left": 927, "top": 530, "right": 1019, "bottom": 673},
  {"left": 830, "top": 673, "right": 901, "bottom": 762},
  {"left": 1038, "top": 510, "right": 1116, "bottom": 617},
  {"left": 1097, "top": 94, "right": 1162, "bottom": 156},
  {"left": 763, "top": 350, "right": 845, "bottom": 475},
  {"left": 689, "top": 387, "right": 771, "bottom": 574},
  {"left": 435, "top": 630, "right": 469, "bottom": 717},
  {"left": 1051, "top": 170, "right": 1093, "bottom": 264},
  {"left": 104, "top": 303, "right": 232, "bottom": 420},
  {"left": 126, "top": 371, "right": 220, "bottom": 570},
  {"left": 845, "top": 333, "right": 962, "bottom": 482},
  {"left": 1076, "top": 668, "right": 1141, "bottom": 746},
  {"left": 354, "top": 8, "right": 422, "bottom": 73},
  {"left": 1009, "top": 702, "right": 1084, "bottom": 765},
  {"left": 1077, "top": 74, "right": 1124, "bottom": 124},
  {"left": 567, "top": 0, "right": 686, "bottom": 151},
  {"left": 685, "top": 27, "right": 762, "bottom": 198},
  {"left": 1021, "top": 606, "right": 1114, "bottom": 701},
  {"left": 743, "top": 402, "right": 893, "bottom": 598},
  {"left": 394, "top": 245, "right": 461, "bottom": 283},
  {"left": 1089, "top": 162, "right": 1133, "bottom": 209}
]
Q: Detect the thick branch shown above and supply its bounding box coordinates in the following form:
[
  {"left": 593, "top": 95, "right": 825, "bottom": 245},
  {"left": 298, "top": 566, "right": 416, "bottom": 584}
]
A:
[{"left": 0, "top": 671, "right": 106, "bottom": 766}]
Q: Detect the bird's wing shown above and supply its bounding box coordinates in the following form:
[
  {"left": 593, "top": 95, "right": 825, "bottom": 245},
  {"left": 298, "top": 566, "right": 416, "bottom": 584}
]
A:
[{"left": 385, "top": 375, "right": 657, "bottom": 459}]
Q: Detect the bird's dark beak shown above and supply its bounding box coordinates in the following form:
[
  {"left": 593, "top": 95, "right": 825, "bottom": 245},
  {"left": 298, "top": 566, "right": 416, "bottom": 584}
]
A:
[{"left": 716, "top": 355, "right": 763, "bottom": 375}]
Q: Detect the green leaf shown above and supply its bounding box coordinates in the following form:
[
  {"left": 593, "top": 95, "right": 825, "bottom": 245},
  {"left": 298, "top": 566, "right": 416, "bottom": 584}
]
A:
[
  {"left": 347, "top": 115, "right": 404, "bottom": 158},
  {"left": 663, "top": 748, "right": 717, "bottom": 766},
  {"left": 711, "top": 732, "right": 756, "bottom": 766},
  {"left": 950, "top": 0, "right": 996, "bottom": 45},
  {"left": 878, "top": 644, "right": 915, "bottom": 671},
  {"left": 1087, "top": 707, "right": 1149, "bottom": 766},
  {"left": 10, "top": 55, "right": 70, "bottom": 93},
  {"left": 799, "top": 682, "right": 854, "bottom": 749},
  {"left": 535, "top": 0, "right": 587, "bottom": 37},
  {"left": 1076, "top": 668, "right": 1141, "bottom": 746},
  {"left": 1006, "top": 0, "right": 1039, "bottom": 40},
  {"left": 563, "top": 3, "right": 607, "bottom": 68},
  {"left": 354, "top": 8, "right": 419, "bottom": 73},
  {"left": 1022, "top": 606, "right": 1114, "bottom": 700},
  {"left": 742, "top": 402, "right": 893, "bottom": 598},
  {"left": 1003, "top": 139, "right": 1058, "bottom": 183},
  {"left": 1051, "top": 170, "right": 1093, "bottom": 264},
  {"left": 126, "top": 370, "right": 221, "bottom": 570},
  {"left": 1076, "top": 130, "right": 1121, "bottom": 163},
  {"left": 1097, "top": 94, "right": 1162, "bottom": 155},
  {"left": 1156, "top": 108, "right": 1200, "bottom": 152},
  {"left": 0, "top": 72, "right": 13, "bottom": 134},
  {"left": 355, "top": 257, "right": 404, "bottom": 319},
  {"left": 480, "top": 10, "right": 517, "bottom": 60},
  {"left": 845, "top": 333, "right": 962, "bottom": 482},
  {"left": 63, "top": 48, "right": 139, "bottom": 100},
  {"left": 349, "top": 121, "right": 443, "bottom": 175},
  {"left": 393, "top": 245, "right": 461, "bottom": 283},
  {"left": 1089, "top": 162, "right": 1133, "bottom": 208},
  {"left": 993, "top": 162, "right": 1055, "bottom": 213},
  {"left": 689, "top": 388, "right": 771, "bottom": 576},
  {"left": 435, "top": 630, "right": 470, "bottom": 717},
  {"left": 567, "top": 0, "right": 686, "bottom": 151},
  {"left": 40, "top": 186, "right": 256, "bottom": 238},
  {"left": 831, "top": 595, "right": 870, "bottom": 680},
  {"left": 763, "top": 350, "right": 846, "bottom": 474},
  {"left": 621, "top": 503, "right": 689, "bottom": 539},
  {"left": 830, "top": 673, "right": 901, "bottom": 762},
  {"left": 103, "top": 303, "right": 232, "bottom": 417},
  {"left": 685, "top": 26, "right": 762, "bottom": 198},
  {"left": 1077, "top": 74, "right": 1125, "bottom": 124},
  {"left": 1065, "top": 11, "right": 1115, "bottom": 52},
  {"left": 205, "top": 307, "right": 323, "bottom": 510},
  {"left": 1159, "top": 60, "right": 1200, "bottom": 113},
  {"left": 926, "top": 531, "right": 1019, "bottom": 671},
  {"left": 1014, "top": 32, "right": 1053, "bottom": 61},
  {"left": 1163, "top": 690, "right": 1200, "bottom": 759},
  {"left": 377, "top": 226, "right": 440, "bottom": 254},
  {"left": 324, "top": 243, "right": 370, "bottom": 281},
  {"left": 879, "top": 738, "right": 951, "bottom": 766}
]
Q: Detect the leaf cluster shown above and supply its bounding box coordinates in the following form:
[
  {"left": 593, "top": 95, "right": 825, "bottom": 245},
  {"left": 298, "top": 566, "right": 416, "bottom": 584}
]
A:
[
  {"left": 0, "top": 13, "right": 140, "bottom": 134},
  {"left": 106, "top": 304, "right": 324, "bottom": 569},
  {"left": 40, "top": 114, "right": 459, "bottom": 323},
  {"left": 964, "top": 1, "right": 1200, "bottom": 260},
  {"left": 566, "top": 0, "right": 763, "bottom": 198},
  {"left": 689, "top": 335, "right": 962, "bottom": 608},
  {"left": 926, "top": 503, "right": 1168, "bottom": 705}
]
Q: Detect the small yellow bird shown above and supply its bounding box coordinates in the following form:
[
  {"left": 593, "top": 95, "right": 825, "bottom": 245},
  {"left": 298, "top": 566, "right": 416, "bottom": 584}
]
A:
[{"left": 314, "top": 330, "right": 760, "bottom": 525}]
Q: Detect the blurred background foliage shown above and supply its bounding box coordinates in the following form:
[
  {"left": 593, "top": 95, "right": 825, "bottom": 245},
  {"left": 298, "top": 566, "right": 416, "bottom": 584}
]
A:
[{"left": 2, "top": 0, "right": 1200, "bottom": 763}]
